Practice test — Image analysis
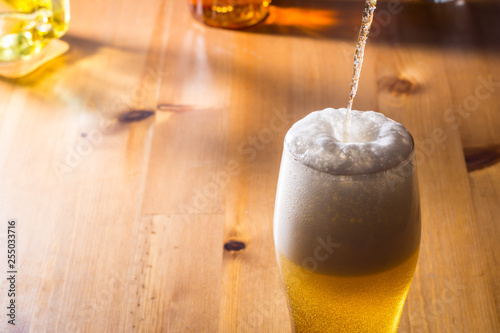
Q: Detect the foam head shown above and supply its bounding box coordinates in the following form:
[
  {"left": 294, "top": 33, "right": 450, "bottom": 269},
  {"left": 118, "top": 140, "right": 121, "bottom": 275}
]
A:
[
  {"left": 274, "top": 108, "right": 420, "bottom": 275},
  {"left": 284, "top": 108, "right": 413, "bottom": 175}
]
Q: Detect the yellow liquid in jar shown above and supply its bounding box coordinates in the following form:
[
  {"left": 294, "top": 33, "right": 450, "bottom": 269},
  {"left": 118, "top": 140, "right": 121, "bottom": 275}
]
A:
[
  {"left": 188, "top": 0, "right": 270, "bottom": 29},
  {"left": 0, "top": 0, "right": 69, "bottom": 61}
]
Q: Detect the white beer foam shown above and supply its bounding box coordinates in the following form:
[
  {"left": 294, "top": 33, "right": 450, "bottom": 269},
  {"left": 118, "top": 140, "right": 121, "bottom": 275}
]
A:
[
  {"left": 285, "top": 108, "right": 413, "bottom": 175},
  {"left": 275, "top": 108, "right": 419, "bottom": 274}
]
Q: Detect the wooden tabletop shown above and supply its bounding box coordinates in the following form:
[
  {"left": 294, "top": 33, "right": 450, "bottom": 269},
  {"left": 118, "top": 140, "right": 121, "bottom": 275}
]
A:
[{"left": 1, "top": 0, "right": 499, "bottom": 332}]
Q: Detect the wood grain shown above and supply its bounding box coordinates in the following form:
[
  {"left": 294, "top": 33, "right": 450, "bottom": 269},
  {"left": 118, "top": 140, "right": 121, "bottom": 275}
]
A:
[
  {"left": 0, "top": 0, "right": 498, "bottom": 332},
  {"left": 468, "top": 164, "right": 500, "bottom": 319}
]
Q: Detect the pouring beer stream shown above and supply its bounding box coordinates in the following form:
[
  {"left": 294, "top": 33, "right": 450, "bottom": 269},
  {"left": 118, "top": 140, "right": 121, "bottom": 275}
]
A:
[{"left": 343, "top": 0, "right": 377, "bottom": 143}]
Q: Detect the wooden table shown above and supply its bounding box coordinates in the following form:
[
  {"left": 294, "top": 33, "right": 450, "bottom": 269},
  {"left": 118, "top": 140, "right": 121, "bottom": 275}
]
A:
[{"left": 1, "top": 0, "right": 499, "bottom": 331}]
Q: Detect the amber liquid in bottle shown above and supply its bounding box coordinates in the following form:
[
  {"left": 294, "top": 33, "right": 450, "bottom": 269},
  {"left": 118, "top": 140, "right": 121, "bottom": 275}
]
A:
[{"left": 188, "top": 0, "right": 270, "bottom": 29}]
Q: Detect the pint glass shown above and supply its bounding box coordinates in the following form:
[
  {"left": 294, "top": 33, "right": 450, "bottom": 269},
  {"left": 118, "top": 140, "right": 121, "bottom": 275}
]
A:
[{"left": 274, "top": 108, "right": 421, "bottom": 332}]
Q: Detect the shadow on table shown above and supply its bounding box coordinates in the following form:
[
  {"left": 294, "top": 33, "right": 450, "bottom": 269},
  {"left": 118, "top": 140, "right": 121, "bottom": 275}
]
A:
[{"left": 245, "top": 0, "right": 500, "bottom": 51}]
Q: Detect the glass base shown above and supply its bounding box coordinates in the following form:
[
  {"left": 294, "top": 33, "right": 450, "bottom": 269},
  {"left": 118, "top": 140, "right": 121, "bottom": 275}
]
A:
[{"left": 0, "top": 39, "right": 69, "bottom": 78}]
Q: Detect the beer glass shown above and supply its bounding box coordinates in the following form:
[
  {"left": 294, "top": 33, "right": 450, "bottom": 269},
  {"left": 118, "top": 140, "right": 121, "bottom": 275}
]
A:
[
  {"left": 274, "top": 108, "right": 421, "bottom": 332},
  {"left": 188, "top": 0, "right": 270, "bottom": 29},
  {"left": 0, "top": 0, "right": 70, "bottom": 62}
]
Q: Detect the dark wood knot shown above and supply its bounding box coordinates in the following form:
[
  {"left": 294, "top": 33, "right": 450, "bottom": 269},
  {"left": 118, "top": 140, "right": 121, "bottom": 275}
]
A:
[
  {"left": 378, "top": 76, "right": 417, "bottom": 96},
  {"left": 464, "top": 146, "right": 500, "bottom": 172},
  {"left": 119, "top": 110, "right": 155, "bottom": 123},
  {"left": 224, "top": 240, "right": 246, "bottom": 252}
]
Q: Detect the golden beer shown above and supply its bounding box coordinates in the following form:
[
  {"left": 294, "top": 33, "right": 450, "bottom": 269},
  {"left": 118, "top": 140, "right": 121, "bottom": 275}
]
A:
[
  {"left": 274, "top": 108, "right": 421, "bottom": 332},
  {"left": 278, "top": 250, "right": 419, "bottom": 332}
]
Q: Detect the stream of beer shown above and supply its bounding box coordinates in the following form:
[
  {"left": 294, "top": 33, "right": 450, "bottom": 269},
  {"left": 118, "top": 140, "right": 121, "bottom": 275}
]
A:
[{"left": 342, "top": 0, "right": 377, "bottom": 143}]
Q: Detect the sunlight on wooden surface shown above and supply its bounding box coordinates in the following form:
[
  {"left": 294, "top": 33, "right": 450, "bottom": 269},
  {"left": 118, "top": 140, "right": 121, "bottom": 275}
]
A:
[{"left": 0, "top": 0, "right": 498, "bottom": 331}]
